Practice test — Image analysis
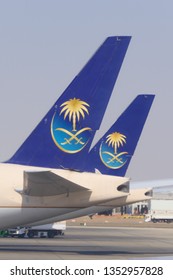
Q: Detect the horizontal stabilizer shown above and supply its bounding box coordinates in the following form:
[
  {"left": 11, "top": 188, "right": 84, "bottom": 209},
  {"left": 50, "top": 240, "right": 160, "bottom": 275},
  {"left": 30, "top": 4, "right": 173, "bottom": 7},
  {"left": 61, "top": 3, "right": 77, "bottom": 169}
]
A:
[{"left": 23, "top": 171, "right": 89, "bottom": 196}]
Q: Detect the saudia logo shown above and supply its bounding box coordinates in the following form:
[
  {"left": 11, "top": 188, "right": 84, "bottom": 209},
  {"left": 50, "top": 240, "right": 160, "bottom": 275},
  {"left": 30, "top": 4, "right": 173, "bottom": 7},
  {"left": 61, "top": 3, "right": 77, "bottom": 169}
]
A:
[
  {"left": 51, "top": 98, "right": 92, "bottom": 153},
  {"left": 99, "top": 132, "right": 128, "bottom": 169}
]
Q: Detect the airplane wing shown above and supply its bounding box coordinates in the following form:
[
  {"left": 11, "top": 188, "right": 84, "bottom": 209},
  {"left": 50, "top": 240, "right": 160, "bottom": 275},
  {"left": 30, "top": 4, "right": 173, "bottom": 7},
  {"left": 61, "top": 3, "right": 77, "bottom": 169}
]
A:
[{"left": 21, "top": 171, "right": 90, "bottom": 196}]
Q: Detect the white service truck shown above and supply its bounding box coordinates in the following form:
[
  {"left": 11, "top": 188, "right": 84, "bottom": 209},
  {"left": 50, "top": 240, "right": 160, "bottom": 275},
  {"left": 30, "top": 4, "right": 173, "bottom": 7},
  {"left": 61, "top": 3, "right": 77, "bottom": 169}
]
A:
[
  {"left": 146, "top": 199, "right": 173, "bottom": 223},
  {"left": 7, "top": 221, "right": 66, "bottom": 238},
  {"left": 145, "top": 211, "right": 173, "bottom": 223}
]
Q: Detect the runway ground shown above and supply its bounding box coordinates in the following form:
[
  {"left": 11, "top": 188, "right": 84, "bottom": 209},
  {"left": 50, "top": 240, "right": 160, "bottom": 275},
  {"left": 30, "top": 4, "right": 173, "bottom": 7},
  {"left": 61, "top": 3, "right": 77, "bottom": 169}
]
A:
[{"left": 0, "top": 220, "right": 173, "bottom": 260}]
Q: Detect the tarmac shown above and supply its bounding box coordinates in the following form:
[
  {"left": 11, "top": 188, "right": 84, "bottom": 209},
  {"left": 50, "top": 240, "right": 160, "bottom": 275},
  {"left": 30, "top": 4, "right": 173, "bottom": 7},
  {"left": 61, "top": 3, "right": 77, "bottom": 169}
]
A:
[{"left": 1, "top": 215, "right": 173, "bottom": 259}]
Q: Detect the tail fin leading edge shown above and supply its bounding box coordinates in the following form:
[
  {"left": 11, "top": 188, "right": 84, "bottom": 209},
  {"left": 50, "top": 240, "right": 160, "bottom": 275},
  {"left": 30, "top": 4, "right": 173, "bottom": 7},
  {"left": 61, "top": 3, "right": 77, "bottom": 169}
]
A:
[
  {"left": 86, "top": 94, "right": 155, "bottom": 176},
  {"left": 7, "top": 36, "right": 131, "bottom": 169}
]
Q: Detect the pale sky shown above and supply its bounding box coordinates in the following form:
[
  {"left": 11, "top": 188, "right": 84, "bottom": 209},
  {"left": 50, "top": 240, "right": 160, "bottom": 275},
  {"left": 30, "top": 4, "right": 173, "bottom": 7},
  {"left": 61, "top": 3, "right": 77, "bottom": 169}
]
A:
[{"left": 0, "top": 0, "right": 173, "bottom": 181}]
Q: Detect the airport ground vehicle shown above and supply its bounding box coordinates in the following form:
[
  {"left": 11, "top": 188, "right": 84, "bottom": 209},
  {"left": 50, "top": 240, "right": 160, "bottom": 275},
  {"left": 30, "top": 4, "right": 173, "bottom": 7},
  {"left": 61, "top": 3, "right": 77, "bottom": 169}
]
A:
[
  {"left": 5, "top": 221, "right": 66, "bottom": 238},
  {"left": 146, "top": 196, "right": 173, "bottom": 223},
  {"left": 26, "top": 221, "right": 66, "bottom": 238},
  {"left": 0, "top": 230, "right": 8, "bottom": 237},
  {"left": 7, "top": 227, "right": 26, "bottom": 238},
  {"left": 145, "top": 212, "right": 173, "bottom": 223}
]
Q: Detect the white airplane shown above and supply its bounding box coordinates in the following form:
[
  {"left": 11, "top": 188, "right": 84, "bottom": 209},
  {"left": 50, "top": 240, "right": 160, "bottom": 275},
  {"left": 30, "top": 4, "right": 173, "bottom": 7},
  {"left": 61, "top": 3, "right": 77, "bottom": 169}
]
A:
[{"left": 0, "top": 36, "right": 131, "bottom": 229}]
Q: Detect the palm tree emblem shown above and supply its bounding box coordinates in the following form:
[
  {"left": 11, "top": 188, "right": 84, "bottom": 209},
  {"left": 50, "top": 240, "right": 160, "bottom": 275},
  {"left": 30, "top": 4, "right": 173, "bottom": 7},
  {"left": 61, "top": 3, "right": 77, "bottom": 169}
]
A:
[
  {"left": 60, "top": 98, "right": 90, "bottom": 131},
  {"left": 106, "top": 132, "right": 126, "bottom": 154},
  {"left": 99, "top": 131, "right": 128, "bottom": 169},
  {"left": 51, "top": 97, "right": 92, "bottom": 153}
]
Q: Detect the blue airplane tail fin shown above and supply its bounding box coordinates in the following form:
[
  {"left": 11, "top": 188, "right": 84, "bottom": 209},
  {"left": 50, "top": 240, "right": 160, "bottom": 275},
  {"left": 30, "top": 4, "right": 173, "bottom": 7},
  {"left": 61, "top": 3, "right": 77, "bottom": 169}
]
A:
[
  {"left": 86, "top": 95, "right": 155, "bottom": 176},
  {"left": 7, "top": 36, "right": 131, "bottom": 168}
]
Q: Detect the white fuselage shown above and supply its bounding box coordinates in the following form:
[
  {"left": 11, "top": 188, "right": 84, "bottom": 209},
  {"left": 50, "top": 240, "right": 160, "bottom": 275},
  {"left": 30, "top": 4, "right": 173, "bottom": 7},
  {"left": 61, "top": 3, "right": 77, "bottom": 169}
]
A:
[{"left": 0, "top": 163, "right": 129, "bottom": 229}]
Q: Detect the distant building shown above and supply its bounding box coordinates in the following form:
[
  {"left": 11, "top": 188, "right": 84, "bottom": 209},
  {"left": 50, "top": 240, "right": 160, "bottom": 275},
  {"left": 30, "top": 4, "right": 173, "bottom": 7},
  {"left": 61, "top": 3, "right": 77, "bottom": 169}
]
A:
[{"left": 131, "top": 185, "right": 173, "bottom": 215}]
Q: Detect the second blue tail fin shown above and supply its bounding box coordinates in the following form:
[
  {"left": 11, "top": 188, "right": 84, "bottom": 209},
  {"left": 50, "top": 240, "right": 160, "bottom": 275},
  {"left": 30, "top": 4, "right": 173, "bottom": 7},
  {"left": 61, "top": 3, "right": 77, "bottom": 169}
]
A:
[{"left": 85, "top": 94, "right": 155, "bottom": 176}]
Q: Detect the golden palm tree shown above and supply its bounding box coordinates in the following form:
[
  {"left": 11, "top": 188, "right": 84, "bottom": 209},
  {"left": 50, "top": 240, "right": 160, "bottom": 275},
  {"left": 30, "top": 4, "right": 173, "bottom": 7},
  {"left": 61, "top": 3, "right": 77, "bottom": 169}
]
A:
[
  {"left": 106, "top": 132, "right": 126, "bottom": 154},
  {"left": 60, "top": 98, "right": 90, "bottom": 131}
]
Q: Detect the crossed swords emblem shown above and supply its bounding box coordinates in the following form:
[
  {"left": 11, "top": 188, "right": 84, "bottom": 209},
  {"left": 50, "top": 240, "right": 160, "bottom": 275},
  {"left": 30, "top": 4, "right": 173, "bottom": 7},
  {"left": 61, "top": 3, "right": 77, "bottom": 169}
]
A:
[
  {"left": 102, "top": 151, "right": 128, "bottom": 164},
  {"left": 55, "top": 127, "right": 92, "bottom": 146}
]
